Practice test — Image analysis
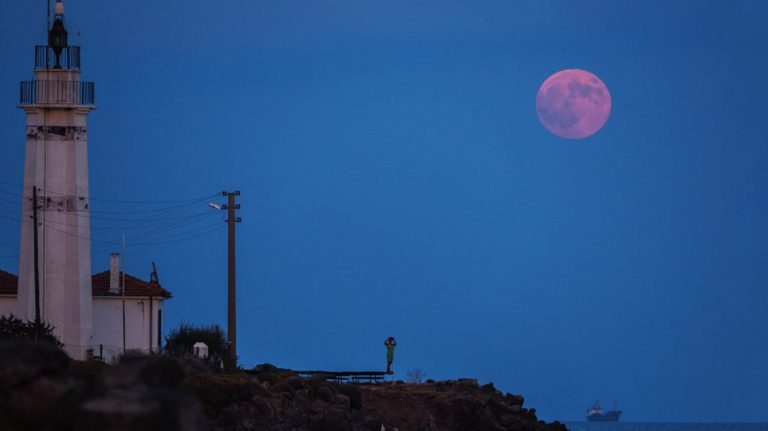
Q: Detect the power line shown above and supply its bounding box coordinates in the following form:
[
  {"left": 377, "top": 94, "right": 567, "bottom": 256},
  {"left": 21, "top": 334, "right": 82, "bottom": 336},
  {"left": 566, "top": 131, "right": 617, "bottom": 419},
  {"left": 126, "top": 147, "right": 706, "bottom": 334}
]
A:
[
  {"left": 23, "top": 206, "right": 218, "bottom": 223},
  {"left": 129, "top": 223, "right": 226, "bottom": 246},
  {"left": 88, "top": 197, "right": 218, "bottom": 215},
  {"left": 0, "top": 196, "right": 22, "bottom": 206},
  {"left": 0, "top": 181, "right": 235, "bottom": 266},
  {"left": 0, "top": 214, "right": 21, "bottom": 223},
  {"left": 1, "top": 201, "right": 223, "bottom": 248},
  {"left": 92, "top": 211, "right": 220, "bottom": 234},
  {"left": 112, "top": 213, "right": 220, "bottom": 242},
  {"left": 43, "top": 222, "right": 120, "bottom": 246},
  {"left": 9, "top": 206, "right": 218, "bottom": 230},
  {"left": 87, "top": 210, "right": 217, "bottom": 224},
  {"left": 0, "top": 181, "right": 220, "bottom": 206},
  {"left": 0, "top": 189, "right": 23, "bottom": 199},
  {"left": 0, "top": 180, "right": 23, "bottom": 190},
  {"left": 0, "top": 188, "right": 225, "bottom": 230},
  {"left": 88, "top": 193, "right": 221, "bottom": 205},
  {"left": 42, "top": 216, "right": 225, "bottom": 247}
]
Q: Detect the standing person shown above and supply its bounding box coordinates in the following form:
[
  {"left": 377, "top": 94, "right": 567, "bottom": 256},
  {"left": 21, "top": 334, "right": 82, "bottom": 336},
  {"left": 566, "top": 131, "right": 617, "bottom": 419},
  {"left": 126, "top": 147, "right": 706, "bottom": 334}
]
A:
[{"left": 384, "top": 336, "right": 397, "bottom": 374}]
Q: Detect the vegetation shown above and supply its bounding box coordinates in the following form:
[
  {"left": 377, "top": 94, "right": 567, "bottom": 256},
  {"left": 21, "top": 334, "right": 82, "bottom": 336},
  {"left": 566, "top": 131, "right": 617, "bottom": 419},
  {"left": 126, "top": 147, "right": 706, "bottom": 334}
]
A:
[
  {"left": 0, "top": 314, "right": 63, "bottom": 348},
  {"left": 251, "top": 363, "right": 293, "bottom": 374},
  {"left": 165, "top": 322, "right": 237, "bottom": 371},
  {"left": 406, "top": 368, "right": 427, "bottom": 384}
]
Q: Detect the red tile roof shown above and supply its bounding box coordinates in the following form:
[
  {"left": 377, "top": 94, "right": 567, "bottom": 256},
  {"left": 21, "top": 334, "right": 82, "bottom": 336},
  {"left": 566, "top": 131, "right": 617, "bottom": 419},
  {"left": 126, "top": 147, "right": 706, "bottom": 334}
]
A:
[
  {"left": 0, "top": 269, "right": 171, "bottom": 298},
  {"left": 91, "top": 271, "right": 172, "bottom": 298}
]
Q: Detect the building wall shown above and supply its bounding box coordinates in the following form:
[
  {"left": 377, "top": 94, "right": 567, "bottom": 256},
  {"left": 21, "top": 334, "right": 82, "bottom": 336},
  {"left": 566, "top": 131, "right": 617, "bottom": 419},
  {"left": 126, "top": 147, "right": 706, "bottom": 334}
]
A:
[
  {"left": 0, "top": 294, "right": 166, "bottom": 363},
  {"left": 0, "top": 296, "right": 16, "bottom": 317},
  {"left": 91, "top": 297, "right": 165, "bottom": 363}
]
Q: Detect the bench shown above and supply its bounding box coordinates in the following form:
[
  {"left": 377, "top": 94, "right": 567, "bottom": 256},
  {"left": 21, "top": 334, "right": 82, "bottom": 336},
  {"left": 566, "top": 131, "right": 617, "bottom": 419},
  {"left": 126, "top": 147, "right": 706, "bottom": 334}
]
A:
[{"left": 295, "top": 370, "right": 387, "bottom": 384}]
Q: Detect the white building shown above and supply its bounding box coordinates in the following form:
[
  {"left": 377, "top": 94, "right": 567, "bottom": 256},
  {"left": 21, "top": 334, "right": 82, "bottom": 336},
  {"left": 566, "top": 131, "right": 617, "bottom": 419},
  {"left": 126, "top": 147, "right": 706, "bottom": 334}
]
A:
[
  {"left": 0, "top": 256, "right": 171, "bottom": 363},
  {"left": 1, "top": 1, "right": 172, "bottom": 362}
]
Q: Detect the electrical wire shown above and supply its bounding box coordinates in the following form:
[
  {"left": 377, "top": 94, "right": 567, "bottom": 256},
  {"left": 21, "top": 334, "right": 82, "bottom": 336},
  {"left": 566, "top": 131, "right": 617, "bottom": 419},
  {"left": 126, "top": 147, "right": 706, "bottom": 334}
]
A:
[
  {"left": 0, "top": 192, "right": 221, "bottom": 224},
  {"left": 129, "top": 223, "right": 226, "bottom": 247},
  {"left": 0, "top": 179, "right": 234, "bottom": 268},
  {"left": 1, "top": 180, "right": 221, "bottom": 206},
  {"left": 0, "top": 214, "right": 21, "bottom": 223},
  {"left": 0, "top": 199, "right": 225, "bottom": 245}
]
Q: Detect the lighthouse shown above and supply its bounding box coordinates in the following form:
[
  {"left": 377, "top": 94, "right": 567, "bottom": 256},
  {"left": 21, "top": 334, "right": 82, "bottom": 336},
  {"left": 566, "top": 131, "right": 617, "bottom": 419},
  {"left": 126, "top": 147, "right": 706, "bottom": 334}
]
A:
[{"left": 16, "top": 0, "right": 95, "bottom": 359}]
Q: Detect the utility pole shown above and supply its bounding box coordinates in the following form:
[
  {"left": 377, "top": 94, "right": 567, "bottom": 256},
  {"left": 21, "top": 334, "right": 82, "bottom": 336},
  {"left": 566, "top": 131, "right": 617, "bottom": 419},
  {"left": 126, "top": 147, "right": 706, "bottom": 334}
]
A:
[
  {"left": 222, "top": 191, "right": 241, "bottom": 365},
  {"left": 32, "top": 186, "right": 41, "bottom": 339},
  {"left": 121, "top": 233, "right": 126, "bottom": 354}
]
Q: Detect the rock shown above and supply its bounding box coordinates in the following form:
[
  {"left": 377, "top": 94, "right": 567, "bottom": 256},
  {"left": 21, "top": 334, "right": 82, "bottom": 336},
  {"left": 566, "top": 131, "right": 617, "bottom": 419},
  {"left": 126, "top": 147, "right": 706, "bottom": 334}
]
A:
[
  {"left": 316, "top": 384, "right": 335, "bottom": 402},
  {"left": 78, "top": 354, "right": 206, "bottom": 431},
  {"left": 337, "top": 384, "right": 363, "bottom": 409},
  {"left": 183, "top": 368, "right": 566, "bottom": 431},
  {"left": 3, "top": 341, "right": 577, "bottom": 431},
  {"left": 285, "top": 375, "right": 305, "bottom": 390},
  {"left": 506, "top": 393, "right": 525, "bottom": 406},
  {"left": 324, "top": 402, "right": 351, "bottom": 427},
  {"left": 0, "top": 339, "right": 70, "bottom": 389},
  {"left": 0, "top": 340, "right": 81, "bottom": 431},
  {"left": 269, "top": 381, "right": 295, "bottom": 394},
  {"left": 481, "top": 382, "right": 496, "bottom": 393},
  {"left": 527, "top": 407, "right": 538, "bottom": 421},
  {"left": 0, "top": 340, "right": 210, "bottom": 430}
]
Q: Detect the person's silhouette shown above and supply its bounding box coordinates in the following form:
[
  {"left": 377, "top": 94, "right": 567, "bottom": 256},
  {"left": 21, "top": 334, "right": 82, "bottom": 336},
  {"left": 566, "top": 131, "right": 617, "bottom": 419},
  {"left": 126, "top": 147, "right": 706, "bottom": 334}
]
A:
[{"left": 384, "top": 336, "right": 396, "bottom": 374}]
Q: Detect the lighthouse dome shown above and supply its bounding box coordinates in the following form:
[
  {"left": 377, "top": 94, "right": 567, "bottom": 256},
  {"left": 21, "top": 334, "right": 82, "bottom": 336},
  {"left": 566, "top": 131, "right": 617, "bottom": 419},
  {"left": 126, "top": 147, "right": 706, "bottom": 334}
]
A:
[{"left": 54, "top": 1, "right": 65, "bottom": 16}]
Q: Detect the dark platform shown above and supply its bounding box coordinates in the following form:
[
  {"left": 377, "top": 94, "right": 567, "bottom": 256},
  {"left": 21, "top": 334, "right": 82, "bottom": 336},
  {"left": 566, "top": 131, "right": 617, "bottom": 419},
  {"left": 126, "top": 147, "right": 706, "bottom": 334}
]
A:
[{"left": 294, "top": 370, "right": 387, "bottom": 384}]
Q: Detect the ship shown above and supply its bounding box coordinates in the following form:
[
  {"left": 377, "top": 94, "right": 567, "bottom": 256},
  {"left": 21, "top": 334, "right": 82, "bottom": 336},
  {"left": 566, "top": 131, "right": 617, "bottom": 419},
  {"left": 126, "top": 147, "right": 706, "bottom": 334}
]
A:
[{"left": 586, "top": 401, "right": 621, "bottom": 422}]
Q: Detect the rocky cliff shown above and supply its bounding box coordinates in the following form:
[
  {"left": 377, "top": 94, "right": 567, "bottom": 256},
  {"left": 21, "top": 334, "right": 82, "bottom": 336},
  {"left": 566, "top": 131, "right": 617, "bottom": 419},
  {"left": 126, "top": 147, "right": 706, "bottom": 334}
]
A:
[
  {"left": 0, "top": 340, "right": 567, "bottom": 431},
  {"left": 187, "top": 371, "right": 566, "bottom": 431}
]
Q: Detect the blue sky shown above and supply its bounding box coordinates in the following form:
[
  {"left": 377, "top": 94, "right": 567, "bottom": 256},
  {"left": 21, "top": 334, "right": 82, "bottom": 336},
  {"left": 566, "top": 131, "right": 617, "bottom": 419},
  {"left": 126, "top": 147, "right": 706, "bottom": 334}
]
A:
[{"left": 1, "top": 0, "right": 767, "bottom": 423}]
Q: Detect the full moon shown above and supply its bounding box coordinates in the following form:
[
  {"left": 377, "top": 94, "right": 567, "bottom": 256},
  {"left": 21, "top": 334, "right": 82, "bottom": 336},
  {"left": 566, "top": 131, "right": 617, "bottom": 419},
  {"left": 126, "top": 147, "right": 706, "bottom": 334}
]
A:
[{"left": 536, "top": 69, "right": 611, "bottom": 139}]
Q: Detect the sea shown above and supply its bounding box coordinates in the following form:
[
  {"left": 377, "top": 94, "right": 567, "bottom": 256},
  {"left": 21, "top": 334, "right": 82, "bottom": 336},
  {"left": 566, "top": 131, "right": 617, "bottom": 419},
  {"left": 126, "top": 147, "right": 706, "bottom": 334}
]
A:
[{"left": 566, "top": 423, "right": 768, "bottom": 431}]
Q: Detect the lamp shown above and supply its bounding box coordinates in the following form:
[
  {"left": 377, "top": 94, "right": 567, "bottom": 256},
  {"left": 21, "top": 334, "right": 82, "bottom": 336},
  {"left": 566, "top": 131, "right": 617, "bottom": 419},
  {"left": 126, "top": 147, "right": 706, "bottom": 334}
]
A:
[{"left": 48, "top": 1, "right": 68, "bottom": 69}]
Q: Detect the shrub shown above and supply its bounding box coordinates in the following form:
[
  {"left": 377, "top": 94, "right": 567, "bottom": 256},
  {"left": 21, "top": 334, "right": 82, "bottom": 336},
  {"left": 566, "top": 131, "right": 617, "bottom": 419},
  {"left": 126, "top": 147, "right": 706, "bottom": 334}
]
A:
[
  {"left": 117, "top": 349, "right": 149, "bottom": 362},
  {"left": 285, "top": 376, "right": 306, "bottom": 390},
  {"left": 0, "top": 314, "right": 63, "bottom": 348},
  {"left": 165, "top": 322, "right": 236, "bottom": 371},
  {"left": 251, "top": 363, "right": 292, "bottom": 374},
  {"left": 255, "top": 372, "right": 279, "bottom": 385},
  {"left": 338, "top": 384, "right": 363, "bottom": 409},
  {"left": 269, "top": 381, "right": 294, "bottom": 395},
  {"left": 406, "top": 368, "right": 426, "bottom": 384}
]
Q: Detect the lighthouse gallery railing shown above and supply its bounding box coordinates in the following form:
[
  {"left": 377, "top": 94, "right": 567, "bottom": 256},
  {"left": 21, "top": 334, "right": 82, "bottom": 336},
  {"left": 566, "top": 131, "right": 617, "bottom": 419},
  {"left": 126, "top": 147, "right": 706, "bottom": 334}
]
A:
[
  {"left": 34, "top": 45, "right": 81, "bottom": 70},
  {"left": 20, "top": 80, "right": 95, "bottom": 106}
]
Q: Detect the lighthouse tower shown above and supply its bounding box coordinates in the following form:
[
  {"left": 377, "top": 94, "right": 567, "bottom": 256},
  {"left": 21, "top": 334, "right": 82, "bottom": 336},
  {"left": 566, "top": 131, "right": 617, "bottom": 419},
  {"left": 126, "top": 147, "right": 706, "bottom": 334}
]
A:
[{"left": 16, "top": 0, "right": 95, "bottom": 359}]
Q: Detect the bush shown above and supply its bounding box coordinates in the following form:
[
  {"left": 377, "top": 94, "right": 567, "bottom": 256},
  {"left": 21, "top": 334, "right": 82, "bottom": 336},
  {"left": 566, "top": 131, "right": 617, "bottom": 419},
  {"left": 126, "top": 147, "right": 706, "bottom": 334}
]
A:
[
  {"left": 0, "top": 314, "right": 63, "bottom": 348},
  {"left": 165, "top": 322, "right": 236, "bottom": 371},
  {"left": 338, "top": 384, "right": 363, "bottom": 409},
  {"left": 251, "top": 363, "right": 292, "bottom": 374},
  {"left": 269, "top": 381, "right": 294, "bottom": 395},
  {"left": 117, "top": 349, "right": 149, "bottom": 362},
  {"left": 406, "top": 368, "right": 426, "bottom": 384},
  {"left": 254, "top": 372, "right": 279, "bottom": 385}
]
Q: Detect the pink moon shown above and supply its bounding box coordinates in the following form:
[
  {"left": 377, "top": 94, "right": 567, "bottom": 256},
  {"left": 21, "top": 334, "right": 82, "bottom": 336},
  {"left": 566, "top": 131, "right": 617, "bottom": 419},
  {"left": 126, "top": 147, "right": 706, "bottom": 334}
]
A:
[{"left": 536, "top": 69, "right": 611, "bottom": 139}]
